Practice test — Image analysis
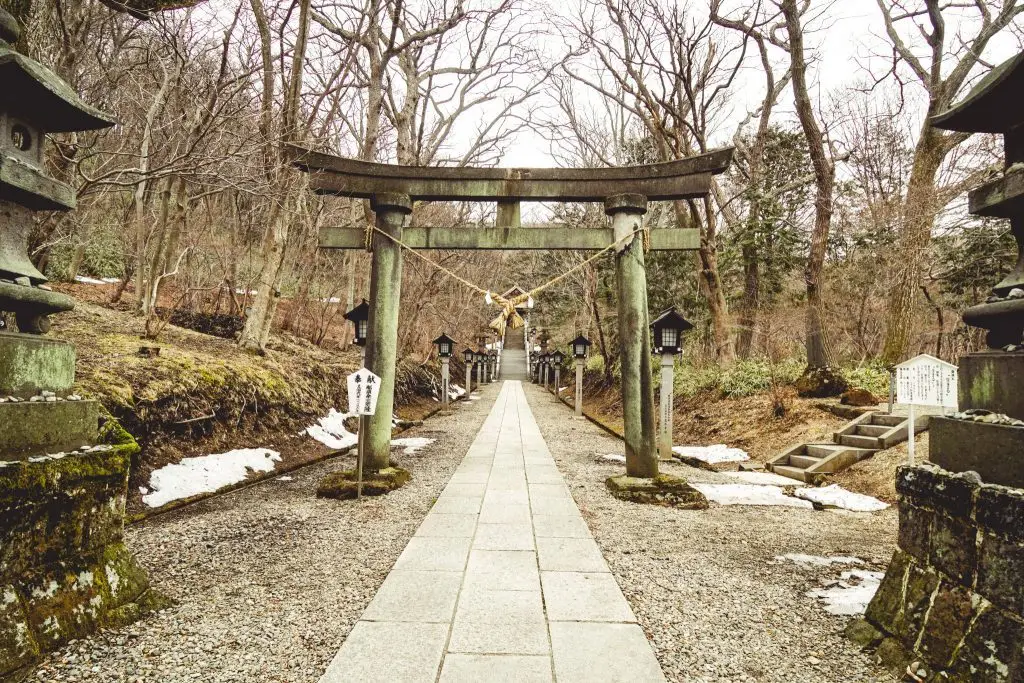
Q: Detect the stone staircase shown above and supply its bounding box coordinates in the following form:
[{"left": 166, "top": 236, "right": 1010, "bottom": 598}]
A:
[{"left": 767, "top": 411, "right": 929, "bottom": 483}]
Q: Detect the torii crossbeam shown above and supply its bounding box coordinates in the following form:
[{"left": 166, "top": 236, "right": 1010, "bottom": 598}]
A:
[{"left": 290, "top": 144, "right": 733, "bottom": 483}]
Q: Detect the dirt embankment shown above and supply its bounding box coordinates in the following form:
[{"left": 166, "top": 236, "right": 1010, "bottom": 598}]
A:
[{"left": 47, "top": 290, "right": 443, "bottom": 512}]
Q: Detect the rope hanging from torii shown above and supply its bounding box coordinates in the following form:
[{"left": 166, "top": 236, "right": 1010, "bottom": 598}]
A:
[{"left": 364, "top": 221, "right": 648, "bottom": 337}]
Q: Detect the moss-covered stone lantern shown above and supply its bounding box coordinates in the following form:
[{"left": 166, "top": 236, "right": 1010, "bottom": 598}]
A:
[
  {"left": 0, "top": 10, "right": 161, "bottom": 677},
  {"left": 0, "top": 14, "right": 114, "bottom": 334}
]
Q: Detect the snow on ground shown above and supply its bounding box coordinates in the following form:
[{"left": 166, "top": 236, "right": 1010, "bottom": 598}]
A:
[
  {"left": 774, "top": 554, "right": 865, "bottom": 568},
  {"left": 306, "top": 409, "right": 357, "bottom": 450},
  {"left": 74, "top": 275, "right": 120, "bottom": 285},
  {"left": 598, "top": 454, "right": 627, "bottom": 464},
  {"left": 391, "top": 437, "right": 434, "bottom": 455},
  {"left": 796, "top": 484, "right": 889, "bottom": 512},
  {"left": 143, "top": 448, "right": 281, "bottom": 507},
  {"left": 673, "top": 444, "right": 750, "bottom": 464},
  {"left": 449, "top": 383, "right": 467, "bottom": 399},
  {"left": 807, "top": 570, "right": 884, "bottom": 616},
  {"left": 723, "top": 471, "right": 807, "bottom": 487},
  {"left": 693, "top": 483, "right": 814, "bottom": 509}
]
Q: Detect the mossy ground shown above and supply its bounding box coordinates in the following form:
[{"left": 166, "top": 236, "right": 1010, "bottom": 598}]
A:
[
  {"left": 605, "top": 473, "right": 709, "bottom": 509},
  {"left": 316, "top": 467, "right": 412, "bottom": 499}
]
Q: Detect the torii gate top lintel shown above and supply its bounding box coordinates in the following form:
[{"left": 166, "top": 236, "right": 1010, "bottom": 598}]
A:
[{"left": 287, "top": 144, "right": 734, "bottom": 203}]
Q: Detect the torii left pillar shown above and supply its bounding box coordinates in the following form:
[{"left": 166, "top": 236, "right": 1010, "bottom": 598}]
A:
[
  {"left": 362, "top": 192, "right": 411, "bottom": 472},
  {"left": 608, "top": 194, "right": 658, "bottom": 479}
]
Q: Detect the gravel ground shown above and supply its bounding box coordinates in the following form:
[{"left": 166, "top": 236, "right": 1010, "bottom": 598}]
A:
[
  {"left": 28, "top": 384, "right": 502, "bottom": 683},
  {"left": 523, "top": 383, "right": 898, "bottom": 683}
]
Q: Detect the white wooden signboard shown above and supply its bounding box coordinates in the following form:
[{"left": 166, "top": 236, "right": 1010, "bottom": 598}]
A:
[
  {"left": 895, "top": 354, "right": 958, "bottom": 409},
  {"left": 347, "top": 368, "right": 382, "bottom": 416},
  {"left": 894, "top": 354, "right": 958, "bottom": 464}
]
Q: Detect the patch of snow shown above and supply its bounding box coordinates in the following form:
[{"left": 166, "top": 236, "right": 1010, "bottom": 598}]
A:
[
  {"left": 391, "top": 437, "right": 434, "bottom": 455},
  {"left": 807, "top": 570, "right": 884, "bottom": 616},
  {"left": 74, "top": 275, "right": 107, "bottom": 285},
  {"left": 276, "top": 475, "right": 293, "bottom": 482},
  {"left": 143, "top": 448, "right": 281, "bottom": 507},
  {"left": 775, "top": 554, "right": 864, "bottom": 568},
  {"left": 724, "top": 471, "right": 807, "bottom": 487},
  {"left": 692, "top": 483, "right": 813, "bottom": 509},
  {"left": 320, "top": 296, "right": 341, "bottom": 304},
  {"left": 448, "top": 383, "right": 467, "bottom": 399},
  {"left": 306, "top": 408, "right": 357, "bottom": 450},
  {"left": 138, "top": 486, "right": 149, "bottom": 495},
  {"left": 598, "top": 454, "right": 627, "bottom": 464},
  {"left": 673, "top": 444, "right": 750, "bottom": 464},
  {"left": 795, "top": 484, "right": 889, "bottom": 512},
  {"left": 468, "top": 395, "right": 482, "bottom": 401}
]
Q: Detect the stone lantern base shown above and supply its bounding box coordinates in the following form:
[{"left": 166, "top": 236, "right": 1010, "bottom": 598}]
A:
[{"left": 0, "top": 333, "right": 162, "bottom": 679}]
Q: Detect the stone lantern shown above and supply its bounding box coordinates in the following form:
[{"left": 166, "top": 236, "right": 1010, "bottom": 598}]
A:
[
  {"left": 462, "top": 347, "right": 475, "bottom": 393},
  {"left": 0, "top": 10, "right": 157, "bottom": 675},
  {"left": 551, "top": 349, "right": 565, "bottom": 397},
  {"left": 432, "top": 333, "right": 455, "bottom": 407},
  {"left": 650, "top": 307, "right": 693, "bottom": 460},
  {"left": 344, "top": 300, "right": 370, "bottom": 348},
  {"left": 570, "top": 335, "right": 591, "bottom": 417}
]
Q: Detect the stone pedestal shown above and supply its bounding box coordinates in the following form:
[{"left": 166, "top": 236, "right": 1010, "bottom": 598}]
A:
[
  {"left": 930, "top": 416, "right": 1024, "bottom": 488},
  {"left": 0, "top": 332, "right": 75, "bottom": 397},
  {"left": 849, "top": 465, "right": 1024, "bottom": 681},
  {"left": 958, "top": 351, "right": 1024, "bottom": 419},
  {"left": 0, "top": 420, "right": 164, "bottom": 679}
]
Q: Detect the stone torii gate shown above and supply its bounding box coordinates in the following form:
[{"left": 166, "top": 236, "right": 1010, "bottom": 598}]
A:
[{"left": 290, "top": 146, "right": 732, "bottom": 482}]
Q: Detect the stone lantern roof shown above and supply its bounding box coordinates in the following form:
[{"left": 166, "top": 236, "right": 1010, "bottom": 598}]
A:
[{"left": 0, "top": 16, "right": 115, "bottom": 133}]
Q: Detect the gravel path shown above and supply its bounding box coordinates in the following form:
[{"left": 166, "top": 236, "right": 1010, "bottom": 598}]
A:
[
  {"left": 523, "top": 383, "right": 897, "bottom": 683},
  {"left": 28, "top": 384, "right": 502, "bottom": 683}
]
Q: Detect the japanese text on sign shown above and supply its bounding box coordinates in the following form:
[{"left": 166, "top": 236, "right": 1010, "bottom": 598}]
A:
[
  {"left": 347, "top": 368, "right": 382, "bottom": 415},
  {"left": 895, "top": 354, "right": 958, "bottom": 408}
]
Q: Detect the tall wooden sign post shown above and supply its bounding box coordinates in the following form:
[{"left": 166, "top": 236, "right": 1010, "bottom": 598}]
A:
[{"left": 291, "top": 147, "right": 732, "bottom": 482}]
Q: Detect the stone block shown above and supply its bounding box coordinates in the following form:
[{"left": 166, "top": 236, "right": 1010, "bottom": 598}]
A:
[
  {"left": 896, "top": 466, "right": 976, "bottom": 519},
  {"left": 605, "top": 473, "right": 709, "bottom": 509},
  {"left": 316, "top": 466, "right": 411, "bottom": 499},
  {"left": 929, "top": 513, "right": 977, "bottom": 584},
  {"left": 930, "top": 417, "right": 1024, "bottom": 489},
  {"left": 959, "top": 351, "right": 1024, "bottom": 421},
  {"left": 976, "top": 484, "right": 1024, "bottom": 543},
  {"left": 0, "top": 400, "right": 100, "bottom": 459},
  {"left": 977, "top": 534, "right": 1024, "bottom": 614},
  {"left": 898, "top": 503, "right": 933, "bottom": 562},
  {"left": 899, "top": 561, "right": 941, "bottom": 649},
  {"left": 0, "top": 332, "right": 75, "bottom": 398},
  {"left": 947, "top": 604, "right": 1024, "bottom": 683},
  {"left": 865, "top": 550, "right": 911, "bottom": 633},
  {"left": 844, "top": 618, "right": 883, "bottom": 649},
  {"left": 0, "top": 583, "right": 38, "bottom": 679},
  {"left": 918, "top": 584, "right": 975, "bottom": 668},
  {"left": 17, "top": 560, "right": 106, "bottom": 650}
]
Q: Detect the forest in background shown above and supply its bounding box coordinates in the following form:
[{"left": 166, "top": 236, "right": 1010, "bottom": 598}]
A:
[{"left": 3, "top": 0, "right": 1022, "bottom": 393}]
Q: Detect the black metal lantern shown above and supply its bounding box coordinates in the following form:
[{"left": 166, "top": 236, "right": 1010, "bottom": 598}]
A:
[
  {"left": 344, "top": 299, "right": 370, "bottom": 346},
  {"left": 432, "top": 333, "right": 455, "bottom": 358},
  {"left": 650, "top": 306, "right": 693, "bottom": 355},
  {"left": 552, "top": 350, "right": 565, "bottom": 366},
  {"left": 570, "top": 335, "right": 592, "bottom": 359},
  {"left": 463, "top": 348, "right": 475, "bottom": 364}
]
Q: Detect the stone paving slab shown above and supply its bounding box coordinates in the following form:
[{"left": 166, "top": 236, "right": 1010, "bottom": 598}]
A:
[{"left": 319, "top": 381, "right": 665, "bottom": 683}]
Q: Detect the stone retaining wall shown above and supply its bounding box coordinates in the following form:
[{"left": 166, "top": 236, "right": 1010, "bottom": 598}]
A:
[
  {"left": 0, "top": 419, "right": 163, "bottom": 681},
  {"left": 848, "top": 464, "right": 1024, "bottom": 681}
]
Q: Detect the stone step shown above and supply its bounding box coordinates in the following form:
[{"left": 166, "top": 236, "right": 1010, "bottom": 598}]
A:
[
  {"left": 806, "top": 443, "right": 848, "bottom": 458},
  {"left": 856, "top": 424, "right": 890, "bottom": 437},
  {"left": 871, "top": 413, "right": 905, "bottom": 427},
  {"left": 789, "top": 454, "right": 821, "bottom": 469},
  {"left": 838, "top": 433, "right": 882, "bottom": 449},
  {"left": 771, "top": 465, "right": 811, "bottom": 482}
]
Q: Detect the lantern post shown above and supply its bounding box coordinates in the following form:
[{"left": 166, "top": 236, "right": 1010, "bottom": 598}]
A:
[
  {"left": 462, "top": 348, "right": 475, "bottom": 394},
  {"left": 570, "top": 335, "right": 592, "bottom": 417},
  {"left": 552, "top": 350, "right": 565, "bottom": 397},
  {"left": 432, "top": 334, "right": 455, "bottom": 407},
  {"left": 650, "top": 307, "right": 693, "bottom": 461}
]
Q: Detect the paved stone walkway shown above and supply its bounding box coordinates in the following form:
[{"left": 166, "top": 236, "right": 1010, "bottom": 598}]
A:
[{"left": 320, "top": 380, "right": 665, "bottom": 683}]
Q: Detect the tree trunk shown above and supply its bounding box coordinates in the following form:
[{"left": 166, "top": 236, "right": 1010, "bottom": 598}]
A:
[
  {"left": 737, "top": 242, "right": 759, "bottom": 358},
  {"left": 881, "top": 128, "right": 946, "bottom": 365}
]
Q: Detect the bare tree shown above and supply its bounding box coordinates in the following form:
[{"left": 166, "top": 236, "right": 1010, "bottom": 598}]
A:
[{"left": 876, "top": 0, "right": 1024, "bottom": 364}]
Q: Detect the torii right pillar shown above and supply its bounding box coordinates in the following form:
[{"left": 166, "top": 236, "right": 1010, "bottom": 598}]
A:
[{"left": 607, "top": 194, "right": 658, "bottom": 479}]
